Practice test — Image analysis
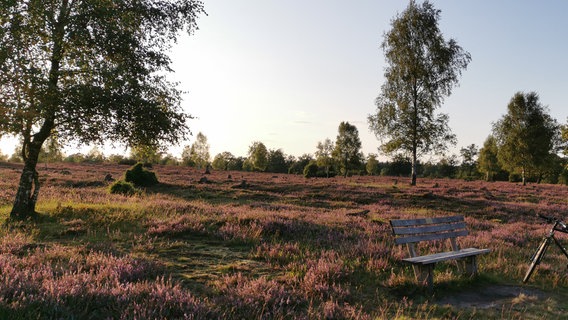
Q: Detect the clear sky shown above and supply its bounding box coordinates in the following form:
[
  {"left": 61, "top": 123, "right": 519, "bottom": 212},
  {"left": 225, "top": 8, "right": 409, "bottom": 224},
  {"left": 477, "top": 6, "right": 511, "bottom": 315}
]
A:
[{"left": 2, "top": 0, "right": 568, "bottom": 160}]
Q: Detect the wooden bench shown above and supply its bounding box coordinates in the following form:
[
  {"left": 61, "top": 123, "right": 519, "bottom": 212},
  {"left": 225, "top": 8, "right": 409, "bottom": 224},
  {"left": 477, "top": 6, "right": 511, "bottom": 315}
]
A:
[{"left": 390, "top": 215, "right": 490, "bottom": 290}]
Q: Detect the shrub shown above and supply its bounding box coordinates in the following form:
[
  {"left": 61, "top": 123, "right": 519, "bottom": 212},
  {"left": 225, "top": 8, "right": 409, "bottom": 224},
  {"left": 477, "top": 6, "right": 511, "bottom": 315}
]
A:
[
  {"left": 109, "top": 180, "right": 137, "bottom": 196},
  {"left": 558, "top": 168, "right": 568, "bottom": 186},
  {"left": 303, "top": 162, "right": 319, "bottom": 178},
  {"left": 124, "top": 163, "right": 159, "bottom": 187}
]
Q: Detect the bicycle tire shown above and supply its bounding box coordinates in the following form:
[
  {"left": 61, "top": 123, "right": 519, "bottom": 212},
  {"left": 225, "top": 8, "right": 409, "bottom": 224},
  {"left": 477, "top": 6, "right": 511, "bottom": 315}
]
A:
[{"left": 523, "top": 237, "right": 550, "bottom": 283}]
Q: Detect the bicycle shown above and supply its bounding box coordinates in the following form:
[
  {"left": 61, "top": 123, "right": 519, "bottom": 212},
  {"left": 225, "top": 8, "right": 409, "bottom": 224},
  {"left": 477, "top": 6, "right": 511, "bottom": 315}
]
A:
[{"left": 523, "top": 214, "right": 568, "bottom": 283}]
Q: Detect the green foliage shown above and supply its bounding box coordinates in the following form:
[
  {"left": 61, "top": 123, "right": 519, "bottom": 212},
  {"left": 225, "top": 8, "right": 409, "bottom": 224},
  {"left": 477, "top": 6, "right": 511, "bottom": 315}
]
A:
[
  {"left": 289, "top": 154, "right": 313, "bottom": 174},
  {"left": 558, "top": 167, "right": 568, "bottom": 186},
  {"left": 477, "top": 135, "right": 502, "bottom": 181},
  {"left": 84, "top": 147, "right": 106, "bottom": 163},
  {"left": 539, "top": 154, "right": 565, "bottom": 184},
  {"left": 368, "top": 0, "right": 469, "bottom": 185},
  {"left": 332, "top": 122, "right": 363, "bottom": 177},
  {"left": 366, "top": 154, "right": 381, "bottom": 176},
  {"left": 247, "top": 141, "right": 268, "bottom": 172},
  {"left": 212, "top": 152, "right": 233, "bottom": 170},
  {"left": 159, "top": 154, "right": 179, "bottom": 166},
  {"left": 108, "top": 154, "right": 137, "bottom": 165},
  {"left": 562, "top": 123, "right": 568, "bottom": 157},
  {"left": 130, "top": 145, "right": 162, "bottom": 165},
  {"left": 242, "top": 159, "right": 254, "bottom": 172},
  {"left": 437, "top": 156, "right": 458, "bottom": 179},
  {"left": 229, "top": 157, "right": 245, "bottom": 171},
  {"left": 493, "top": 92, "right": 559, "bottom": 185},
  {"left": 38, "top": 135, "right": 64, "bottom": 163},
  {"left": 181, "top": 145, "right": 196, "bottom": 167},
  {"left": 379, "top": 155, "right": 412, "bottom": 177},
  {"left": 420, "top": 156, "right": 458, "bottom": 179},
  {"left": 182, "top": 132, "right": 210, "bottom": 168},
  {"left": 458, "top": 144, "right": 479, "bottom": 180},
  {"left": 124, "top": 163, "right": 159, "bottom": 187},
  {"left": 316, "top": 138, "right": 335, "bottom": 177},
  {"left": 12, "top": 137, "right": 65, "bottom": 164},
  {"left": 303, "top": 161, "right": 319, "bottom": 178},
  {"left": 108, "top": 180, "right": 138, "bottom": 196},
  {"left": 1, "top": 0, "right": 204, "bottom": 219},
  {"left": 0, "top": 0, "right": 204, "bottom": 148},
  {"left": 212, "top": 152, "right": 244, "bottom": 171},
  {"left": 63, "top": 153, "right": 86, "bottom": 163},
  {"left": 266, "top": 149, "right": 288, "bottom": 173}
]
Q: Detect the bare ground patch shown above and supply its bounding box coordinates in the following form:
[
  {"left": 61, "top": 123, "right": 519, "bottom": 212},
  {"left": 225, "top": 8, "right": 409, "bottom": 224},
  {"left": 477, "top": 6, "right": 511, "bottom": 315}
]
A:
[{"left": 436, "top": 284, "right": 548, "bottom": 309}]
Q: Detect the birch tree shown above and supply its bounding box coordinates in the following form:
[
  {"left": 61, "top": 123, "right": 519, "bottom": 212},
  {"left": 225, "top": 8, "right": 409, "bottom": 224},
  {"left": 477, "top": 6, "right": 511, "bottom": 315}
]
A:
[
  {"left": 0, "top": 0, "right": 204, "bottom": 219},
  {"left": 368, "top": 0, "right": 470, "bottom": 185}
]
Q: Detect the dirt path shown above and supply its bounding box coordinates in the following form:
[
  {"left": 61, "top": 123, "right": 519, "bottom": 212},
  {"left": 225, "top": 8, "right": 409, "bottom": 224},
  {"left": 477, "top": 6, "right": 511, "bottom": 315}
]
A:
[{"left": 435, "top": 285, "right": 547, "bottom": 309}]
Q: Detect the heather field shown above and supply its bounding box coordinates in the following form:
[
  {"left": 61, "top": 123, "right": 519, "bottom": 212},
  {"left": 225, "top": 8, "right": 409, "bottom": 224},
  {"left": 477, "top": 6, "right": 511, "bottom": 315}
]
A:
[{"left": 1, "top": 162, "right": 568, "bottom": 319}]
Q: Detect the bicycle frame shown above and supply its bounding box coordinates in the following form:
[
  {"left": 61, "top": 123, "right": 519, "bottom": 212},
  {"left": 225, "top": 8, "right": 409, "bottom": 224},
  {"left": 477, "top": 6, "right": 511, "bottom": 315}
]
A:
[{"left": 523, "top": 216, "right": 568, "bottom": 283}]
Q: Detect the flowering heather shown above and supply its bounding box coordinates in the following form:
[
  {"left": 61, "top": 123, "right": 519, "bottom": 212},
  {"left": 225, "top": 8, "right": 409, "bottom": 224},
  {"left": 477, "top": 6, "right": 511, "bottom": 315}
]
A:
[
  {"left": 299, "top": 250, "right": 350, "bottom": 300},
  {"left": 215, "top": 273, "right": 302, "bottom": 319},
  {"left": 0, "top": 232, "right": 212, "bottom": 319},
  {"left": 2, "top": 161, "right": 568, "bottom": 318}
]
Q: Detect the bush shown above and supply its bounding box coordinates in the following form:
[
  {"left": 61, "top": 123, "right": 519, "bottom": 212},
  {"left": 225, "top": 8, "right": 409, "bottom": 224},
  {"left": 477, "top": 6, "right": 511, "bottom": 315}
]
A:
[
  {"left": 109, "top": 180, "right": 137, "bottom": 196},
  {"left": 124, "top": 163, "right": 159, "bottom": 187},
  {"left": 558, "top": 168, "right": 568, "bottom": 186},
  {"left": 508, "top": 173, "right": 522, "bottom": 183},
  {"left": 303, "top": 162, "right": 319, "bottom": 178}
]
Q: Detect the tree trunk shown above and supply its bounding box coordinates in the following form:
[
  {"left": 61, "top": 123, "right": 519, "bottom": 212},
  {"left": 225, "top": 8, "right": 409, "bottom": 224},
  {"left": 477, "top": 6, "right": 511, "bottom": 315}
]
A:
[
  {"left": 411, "top": 155, "right": 417, "bottom": 186},
  {"left": 522, "top": 167, "right": 526, "bottom": 186},
  {"left": 10, "top": 143, "right": 42, "bottom": 220},
  {"left": 411, "top": 93, "right": 418, "bottom": 186},
  {"left": 9, "top": 1, "right": 65, "bottom": 220}
]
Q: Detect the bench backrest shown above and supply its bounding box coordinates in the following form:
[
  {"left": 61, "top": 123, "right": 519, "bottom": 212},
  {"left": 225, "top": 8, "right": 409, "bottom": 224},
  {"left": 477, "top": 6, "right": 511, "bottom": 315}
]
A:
[{"left": 390, "top": 215, "right": 468, "bottom": 246}]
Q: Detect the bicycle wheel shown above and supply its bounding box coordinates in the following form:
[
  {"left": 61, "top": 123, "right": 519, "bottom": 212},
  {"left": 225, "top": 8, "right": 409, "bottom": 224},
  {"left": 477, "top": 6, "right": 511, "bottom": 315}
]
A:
[{"left": 523, "top": 237, "right": 550, "bottom": 283}]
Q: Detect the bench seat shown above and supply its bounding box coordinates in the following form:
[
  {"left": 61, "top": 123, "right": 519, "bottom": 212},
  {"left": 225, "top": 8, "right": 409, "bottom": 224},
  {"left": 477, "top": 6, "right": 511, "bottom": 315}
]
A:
[{"left": 403, "top": 247, "right": 491, "bottom": 265}]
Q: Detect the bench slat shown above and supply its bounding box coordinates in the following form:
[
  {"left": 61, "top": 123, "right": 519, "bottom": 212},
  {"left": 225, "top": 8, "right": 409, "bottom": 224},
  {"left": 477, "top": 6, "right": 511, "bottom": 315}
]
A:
[
  {"left": 394, "top": 229, "right": 469, "bottom": 245},
  {"left": 390, "top": 215, "right": 464, "bottom": 227},
  {"left": 392, "top": 221, "right": 467, "bottom": 235},
  {"left": 402, "top": 248, "right": 491, "bottom": 265}
]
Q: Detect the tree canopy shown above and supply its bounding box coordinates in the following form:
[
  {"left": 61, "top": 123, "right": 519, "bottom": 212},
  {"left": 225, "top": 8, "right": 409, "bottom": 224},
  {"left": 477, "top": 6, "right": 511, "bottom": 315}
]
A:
[
  {"left": 368, "top": 0, "right": 470, "bottom": 185},
  {"left": 1, "top": 0, "right": 205, "bottom": 219},
  {"left": 212, "top": 151, "right": 237, "bottom": 171},
  {"left": 315, "top": 138, "right": 334, "bottom": 177},
  {"left": 477, "top": 135, "right": 500, "bottom": 182},
  {"left": 366, "top": 154, "right": 381, "bottom": 176},
  {"left": 493, "top": 92, "right": 559, "bottom": 185},
  {"left": 247, "top": 141, "right": 268, "bottom": 172},
  {"left": 332, "top": 122, "right": 363, "bottom": 177},
  {"left": 181, "top": 132, "right": 210, "bottom": 169},
  {"left": 130, "top": 144, "right": 162, "bottom": 164}
]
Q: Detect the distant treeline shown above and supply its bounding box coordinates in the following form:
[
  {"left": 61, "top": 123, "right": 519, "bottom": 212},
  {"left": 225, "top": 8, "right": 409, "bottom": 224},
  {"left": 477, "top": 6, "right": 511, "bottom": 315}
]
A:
[
  {"left": 2, "top": 145, "right": 567, "bottom": 185},
  {"left": 3, "top": 113, "right": 568, "bottom": 185}
]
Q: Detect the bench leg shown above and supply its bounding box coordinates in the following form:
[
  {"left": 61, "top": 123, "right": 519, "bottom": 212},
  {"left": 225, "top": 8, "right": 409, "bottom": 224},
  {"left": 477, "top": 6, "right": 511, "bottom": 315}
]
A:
[
  {"left": 463, "top": 256, "right": 478, "bottom": 276},
  {"left": 413, "top": 264, "right": 434, "bottom": 290}
]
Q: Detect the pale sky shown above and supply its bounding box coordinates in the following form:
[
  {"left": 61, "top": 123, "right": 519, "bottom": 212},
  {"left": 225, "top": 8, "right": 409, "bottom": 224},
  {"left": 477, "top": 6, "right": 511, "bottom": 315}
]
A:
[{"left": 2, "top": 0, "right": 568, "bottom": 160}]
